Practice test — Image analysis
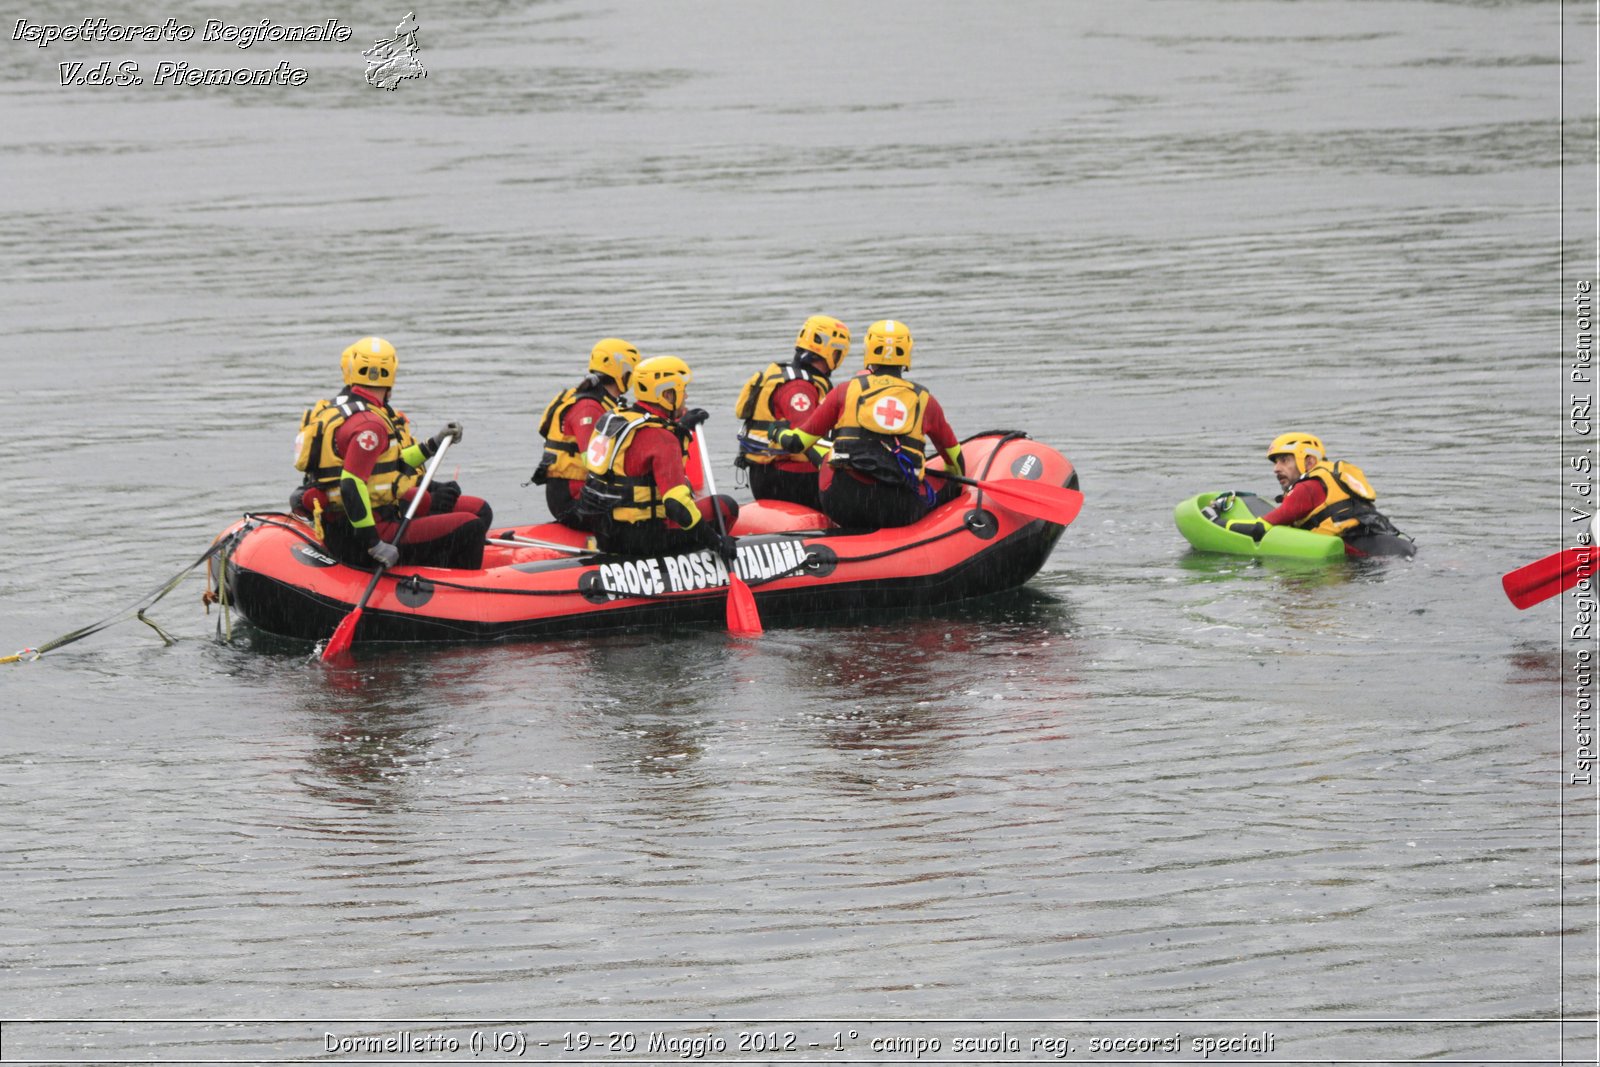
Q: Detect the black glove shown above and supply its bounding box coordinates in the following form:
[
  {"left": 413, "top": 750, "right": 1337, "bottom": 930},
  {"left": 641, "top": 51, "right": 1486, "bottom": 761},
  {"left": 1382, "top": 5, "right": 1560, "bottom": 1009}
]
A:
[
  {"left": 773, "top": 429, "right": 805, "bottom": 454},
  {"left": 696, "top": 520, "right": 736, "bottom": 564},
  {"left": 679, "top": 408, "right": 710, "bottom": 434},
  {"left": 1227, "top": 521, "right": 1268, "bottom": 543},
  {"left": 429, "top": 479, "right": 461, "bottom": 512}
]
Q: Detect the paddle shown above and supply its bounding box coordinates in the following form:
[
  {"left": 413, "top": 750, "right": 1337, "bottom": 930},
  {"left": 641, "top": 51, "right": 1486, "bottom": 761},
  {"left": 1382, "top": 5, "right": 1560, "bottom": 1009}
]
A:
[
  {"left": 929, "top": 468, "right": 1085, "bottom": 526},
  {"left": 694, "top": 428, "right": 762, "bottom": 637},
  {"left": 486, "top": 535, "right": 592, "bottom": 555},
  {"left": 321, "top": 437, "right": 454, "bottom": 663},
  {"left": 1503, "top": 545, "right": 1595, "bottom": 610},
  {"left": 804, "top": 435, "right": 1082, "bottom": 526}
]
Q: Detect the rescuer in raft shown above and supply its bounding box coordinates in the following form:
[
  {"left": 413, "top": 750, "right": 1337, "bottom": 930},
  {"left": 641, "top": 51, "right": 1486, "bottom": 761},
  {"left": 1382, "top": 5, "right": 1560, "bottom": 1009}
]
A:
[
  {"left": 773, "top": 319, "right": 964, "bottom": 530},
  {"left": 732, "top": 315, "right": 850, "bottom": 510},
  {"left": 291, "top": 336, "right": 493, "bottom": 570},
  {"left": 531, "top": 337, "right": 641, "bottom": 530},
  {"left": 577, "top": 355, "right": 739, "bottom": 559},
  {"left": 1221, "top": 432, "right": 1410, "bottom": 556}
]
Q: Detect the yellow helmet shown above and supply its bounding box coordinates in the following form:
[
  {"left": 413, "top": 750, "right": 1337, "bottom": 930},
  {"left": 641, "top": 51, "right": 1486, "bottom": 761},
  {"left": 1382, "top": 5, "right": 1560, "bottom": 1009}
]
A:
[
  {"left": 1266, "top": 431, "right": 1325, "bottom": 474},
  {"left": 633, "top": 355, "right": 692, "bottom": 411},
  {"left": 864, "top": 319, "right": 913, "bottom": 369},
  {"left": 588, "top": 337, "right": 641, "bottom": 391},
  {"left": 794, "top": 315, "right": 850, "bottom": 372},
  {"left": 340, "top": 336, "right": 397, "bottom": 389}
]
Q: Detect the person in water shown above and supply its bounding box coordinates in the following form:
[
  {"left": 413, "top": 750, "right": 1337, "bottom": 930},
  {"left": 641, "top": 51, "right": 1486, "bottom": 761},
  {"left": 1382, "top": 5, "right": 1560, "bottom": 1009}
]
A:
[
  {"left": 578, "top": 355, "right": 739, "bottom": 559},
  {"left": 1223, "top": 432, "right": 1410, "bottom": 557},
  {"left": 531, "top": 337, "right": 641, "bottom": 530},
  {"left": 291, "top": 336, "right": 493, "bottom": 570},
  {"left": 774, "top": 319, "right": 964, "bottom": 530},
  {"left": 732, "top": 315, "right": 850, "bottom": 510}
]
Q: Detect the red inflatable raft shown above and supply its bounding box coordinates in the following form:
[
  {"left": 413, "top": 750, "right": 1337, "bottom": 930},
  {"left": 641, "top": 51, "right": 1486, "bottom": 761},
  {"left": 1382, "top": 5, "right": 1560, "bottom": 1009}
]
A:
[{"left": 211, "top": 432, "right": 1080, "bottom": 645}]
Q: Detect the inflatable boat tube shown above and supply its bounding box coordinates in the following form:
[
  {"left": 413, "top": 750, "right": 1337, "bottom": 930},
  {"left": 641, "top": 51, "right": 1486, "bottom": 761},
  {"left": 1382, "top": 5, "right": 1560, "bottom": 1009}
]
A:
[{"left": 213, "top": 431, "right": 1080, "bottom": 645}]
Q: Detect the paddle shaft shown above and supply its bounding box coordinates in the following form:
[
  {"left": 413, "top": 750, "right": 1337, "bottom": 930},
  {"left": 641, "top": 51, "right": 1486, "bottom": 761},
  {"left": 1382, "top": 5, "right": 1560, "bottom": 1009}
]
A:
[
  {"left": 322, "top": 437, "right": 453, "bottom": 659},
  {"left": 810, "top": 437, "right": 1082, "bottom": 522},
  {"left": 928, "top": 467, "right": 1084, "bottom": 525},
  {"left": 936, "top": 469, "right": 1003, "bottom": 491},
  {"left": 377, "top": 436, "right": 454, "bottom": 562},
  {"left": 693, "top": 428, "right": 736, "bottom": 550},
  {"left": 694, "top": 428, "right": 763, "bottom": 636},
  {"left": 487, "top": 535, "right": 591, "bottom": 554}
]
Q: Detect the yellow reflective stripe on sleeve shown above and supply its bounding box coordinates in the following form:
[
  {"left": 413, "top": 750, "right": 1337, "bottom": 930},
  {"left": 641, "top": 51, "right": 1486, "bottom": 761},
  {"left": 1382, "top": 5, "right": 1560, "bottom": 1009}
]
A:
[
  {"left": 340, "top": 471, "right": 377, "bottom": 529},
  {"left": 662, "top": 483, "right": 701, "bottom": 528},
  {"left": 401, "top": 443, "right": 427, "bottom": 468}
]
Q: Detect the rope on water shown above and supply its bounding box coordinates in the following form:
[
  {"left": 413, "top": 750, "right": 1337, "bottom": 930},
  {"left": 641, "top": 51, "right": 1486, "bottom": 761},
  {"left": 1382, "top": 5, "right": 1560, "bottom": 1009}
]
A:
[
  {"left": 206, "top": 526, "right": 235, "bottom": 644},
  {"left": 3, "top": 533, "right": 238, "bottom": 665}
]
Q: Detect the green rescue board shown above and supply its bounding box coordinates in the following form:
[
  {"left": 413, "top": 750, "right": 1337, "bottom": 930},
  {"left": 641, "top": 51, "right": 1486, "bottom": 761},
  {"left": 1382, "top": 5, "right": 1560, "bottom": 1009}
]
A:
[{"left": 1174, "top": 492, "right": 1345, "bottom": 560}]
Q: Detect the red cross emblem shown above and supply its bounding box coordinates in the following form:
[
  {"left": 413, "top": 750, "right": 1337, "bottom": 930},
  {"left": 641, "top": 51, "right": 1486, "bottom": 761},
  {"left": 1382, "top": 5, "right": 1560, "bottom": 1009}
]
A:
[
  {"left": 586, "top": 435, "right": 609, "bottom": 468},
  {"left": 873, "top": 396, "right": 908, "bottom": 431},
  {"left": 789, "top": 392, "right": 813, "bottom": 413}
]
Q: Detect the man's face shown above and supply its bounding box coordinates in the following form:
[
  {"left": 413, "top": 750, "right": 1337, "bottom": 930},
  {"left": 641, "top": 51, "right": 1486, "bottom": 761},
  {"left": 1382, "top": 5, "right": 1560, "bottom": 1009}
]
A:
[{"left": 1271, "top": 453, "right": 1300, "bottom": 489}]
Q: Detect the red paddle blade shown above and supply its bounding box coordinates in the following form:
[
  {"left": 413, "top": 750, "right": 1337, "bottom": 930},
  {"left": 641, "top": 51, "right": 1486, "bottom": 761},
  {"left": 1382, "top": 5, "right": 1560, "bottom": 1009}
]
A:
[
  {"left": 321, "top": 607, "right": 362, "bottom": 663},
  {"left": 1503, "top": 547, "right": 1594, "bottom": 610},
  {"left": 977, "top": 479, "right": 1085, "bottom": 526},
  {"left": 726, "top": 574, "right": 764, "bottom": 637}
]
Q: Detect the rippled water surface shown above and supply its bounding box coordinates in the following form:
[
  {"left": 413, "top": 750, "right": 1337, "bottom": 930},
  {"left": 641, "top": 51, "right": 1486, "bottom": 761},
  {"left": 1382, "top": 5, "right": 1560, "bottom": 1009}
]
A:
[{"left": 2, "top": 1, "right": 1595, "bottom": 1063}]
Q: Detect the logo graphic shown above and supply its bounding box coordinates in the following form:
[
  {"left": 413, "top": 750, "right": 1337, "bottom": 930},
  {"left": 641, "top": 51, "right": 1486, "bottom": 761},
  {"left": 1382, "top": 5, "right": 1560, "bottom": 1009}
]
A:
[
  {"left": 585, "top": 433, "right": 611, "bottom": 469},
  {"left": 363, "top": 11, "right": 426, "bottom": 90},
  {"left": 292, "top": 544, "right": 340, "bottom": 568},
  {"left": 579, "top": 538, "right": 813, "bottom": 603},
  {"left": 354, "top": 429, "right": 381, "bottom": 453},
  {"left": 1010, "top": 454, "right": 1043, "bottom": 480},
  {"left": 872, "top": 396, "right": 910, "bottom": 433},
  {"left": 789, "top": 393, "right": 813, "bottom": 413}
]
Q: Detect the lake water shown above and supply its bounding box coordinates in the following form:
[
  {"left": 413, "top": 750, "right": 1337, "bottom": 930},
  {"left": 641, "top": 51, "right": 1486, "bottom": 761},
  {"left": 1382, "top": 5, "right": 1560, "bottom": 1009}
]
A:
[{"left": 2, "top": 1, "right": 1596, "bottom": 1063}]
